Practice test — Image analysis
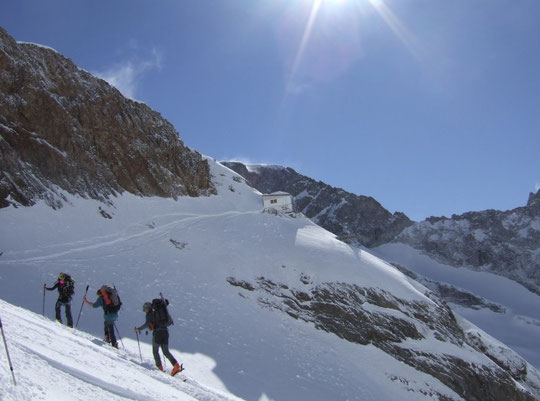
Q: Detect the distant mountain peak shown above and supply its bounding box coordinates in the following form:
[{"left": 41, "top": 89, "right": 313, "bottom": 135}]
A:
[{"left": 527, "top": 188, "right": 540, "bottom": 208}]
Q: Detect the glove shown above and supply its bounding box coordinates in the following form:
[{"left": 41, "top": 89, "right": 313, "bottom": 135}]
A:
[{"left": 134, "top": 327, "right": 140, "bottom": 333}]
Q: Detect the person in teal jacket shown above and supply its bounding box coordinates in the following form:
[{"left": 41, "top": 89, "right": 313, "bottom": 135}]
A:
[{"left": 84, "top": 290, "right": 118, "bottom": 348}]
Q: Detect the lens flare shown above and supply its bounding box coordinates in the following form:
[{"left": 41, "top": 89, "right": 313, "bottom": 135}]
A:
[
  {"left": 286, "top": 0, "right": 324, "bottom": 94},
  {"left": 285, "top": 0, "right": 420, "bottom": 96},
  {"left": 367, "top": 0, "right": 422, "bottom": 59}
]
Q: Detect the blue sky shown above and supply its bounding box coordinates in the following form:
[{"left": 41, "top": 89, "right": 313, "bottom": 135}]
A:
[{"left": 1, "top": 0, "right": 539, "bottom": 221}]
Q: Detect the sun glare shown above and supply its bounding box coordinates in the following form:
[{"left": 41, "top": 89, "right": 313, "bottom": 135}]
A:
[
  {"left": 284, "top": 0, "right": 421, "bottom": 97},
  {"left": 366, "top": 0, "right": 421, "bottom": 58}
]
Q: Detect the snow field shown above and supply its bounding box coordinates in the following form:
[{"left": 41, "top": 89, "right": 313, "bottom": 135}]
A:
[{"left": 0, "top": 160, "right": 536, "bottom": 400}]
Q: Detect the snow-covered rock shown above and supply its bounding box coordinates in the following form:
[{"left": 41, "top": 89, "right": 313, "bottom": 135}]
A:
[{"left": 395, "top": 189, "right": 540, "bottom": 295}]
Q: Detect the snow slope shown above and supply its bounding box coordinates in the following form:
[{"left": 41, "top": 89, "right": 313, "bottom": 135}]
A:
[
  {"left": 0, "top": 298, "right": 245, "bottom": 401},
  {"left": 1, "top": 160, "right": 538, "bottom": 400},
  {"left": 373, "top": 243, "right": 540, "bottom": 369}
]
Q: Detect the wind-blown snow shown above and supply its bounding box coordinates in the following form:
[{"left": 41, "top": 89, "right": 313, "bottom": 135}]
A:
[{"left": 17, "top": 41, "right": 60, "bottom": 54}]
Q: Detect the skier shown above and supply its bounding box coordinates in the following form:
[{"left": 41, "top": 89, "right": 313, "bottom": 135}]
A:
[
  {"left": 83, "top": 287, "right": 119, "bottom": 348},
  {"left": 44, "top": 273, "right": 75, "bottom": 327},
  {"left": 134, "top": 301, "right": 183, "bottom": 376}
]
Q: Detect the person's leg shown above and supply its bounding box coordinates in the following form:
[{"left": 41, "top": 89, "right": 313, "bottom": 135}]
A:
[
  {"left": 152, "top": 334, "right": 163, "bottom": 368},
  {"left": 106, "top": 322, "right": 117, "bottom": 348},
  {"left": 103, "top": 321, "right": 110, "bottom": 342},
  {"left": 55, "top": 299, "right": 62, "bottom": 322},
  {"left": 159, "top": 330, "right": 178, "bottom": 366},
  {"left": 65, "top": 302, "right": 73, "bottom": 327},
  {"left": 156, "top": 330, "right": 181, "bottom": 375},
  {"left": 161, "top": 343, "right": 178, "bottom": 366}
]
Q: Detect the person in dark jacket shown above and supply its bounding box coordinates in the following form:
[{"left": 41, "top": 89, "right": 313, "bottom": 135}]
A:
[
  {"left": 135, "top": 302, "right": 182, "bottom": 375},
  {"left": 83, "top": 289, "right": 118, "bottom": 348},
  {"left": 44, "top": 273, "right": 74, "bottom": 327}
]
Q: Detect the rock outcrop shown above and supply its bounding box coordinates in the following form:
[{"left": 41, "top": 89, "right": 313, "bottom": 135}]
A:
[
  {"left": 0, "top": 26, "right": 214, "bottom": 208},
  {"left": 227, "top": 275, "right": 540, "bottom": 400}
]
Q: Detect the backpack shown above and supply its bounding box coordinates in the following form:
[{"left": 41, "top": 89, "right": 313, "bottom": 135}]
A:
[
  {"left": 100, "top": 285, "right": 122, "bottom": 314},
  {"left": 60, "top": 274, "right": 75, "bottom": 298},
  {"left": 151, "top": 298, "right": 173, "bottom": 328}
]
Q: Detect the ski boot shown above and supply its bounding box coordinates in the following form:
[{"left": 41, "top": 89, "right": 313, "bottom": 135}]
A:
[{"left": 171, "top": 363, "right": 183, "bottom": 376}]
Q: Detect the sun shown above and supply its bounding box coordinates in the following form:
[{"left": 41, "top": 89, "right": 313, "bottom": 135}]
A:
[{"left": 285, "top": 0, "right": 420, "bottom": 95}]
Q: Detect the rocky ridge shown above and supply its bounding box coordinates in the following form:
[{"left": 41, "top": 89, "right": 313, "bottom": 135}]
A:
[
  {"left": 227, "top": 274, "right": 540, "bottom": 400},
  {"left": 396, "top": 189, "right": 540, "bottom": 294},
  {"left": 0, "top": 26, "right": 214, "bottom": 208},
  {"left": 221, "top": 161, "right": 413, "bottom": 247}
]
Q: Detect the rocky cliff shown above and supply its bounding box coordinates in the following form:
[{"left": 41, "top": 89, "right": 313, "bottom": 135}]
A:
[
  {"left": 222, "top": 161, "right": 413, "bottom": 247},
  {"left": 0, "top": 26, "right": 214, "bottom": 209},
  {"left": 396, "top": 189, "right": 540, "bottom": 294}
]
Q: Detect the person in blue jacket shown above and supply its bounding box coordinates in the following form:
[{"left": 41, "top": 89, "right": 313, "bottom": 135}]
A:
[{"left": 83, "top": 289, "right": 118, "bottom": 348}]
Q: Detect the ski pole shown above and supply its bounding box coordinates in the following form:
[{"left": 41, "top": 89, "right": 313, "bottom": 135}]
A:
[
  {"left": 114, "top": 323, "right": 125, "bottom": 350},
  {"left": 42, "top": 284, "right": 46, "bottom": 316},
  {"left": 159, "top": 292, "right": 167, "bottom": 370},
  {"left": 0, "top": 316, "right": 16, "bottom": 386},
  {"left": 135, "top": 330, "right": 143, "bottom": 363},
  {"left": 76, "top": 285, "right": 89, "bottom": 328}
]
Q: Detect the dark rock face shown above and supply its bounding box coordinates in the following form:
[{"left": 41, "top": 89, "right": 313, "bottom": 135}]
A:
[
  {"left": 228, "top": 276, "right": 539, "bottom": 401},
  {"left": 222, "top": 162, "right": 413, "bottom": 247},
  {"left": 396, "top": 189, "right": 540, "bottom": 294},
  {"left": 0, "top": 26, "right": 214, "bottom": 208}
]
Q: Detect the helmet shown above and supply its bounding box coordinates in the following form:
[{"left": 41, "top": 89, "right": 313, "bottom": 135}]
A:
[
  {"left": 58, "top": 273, "right": 65, "bottom": 280},
  {"left": 142, "top": 302, "right": 152, "bottom": 312}
]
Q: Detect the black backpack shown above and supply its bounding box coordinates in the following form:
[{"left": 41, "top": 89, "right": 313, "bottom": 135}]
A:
[
  {"left": 60, "top": 274, "right": 75, "bottom": 298},
  {"left": 151, "top": 298, "right": 173, "bottom": 328},
  {"left": 100, "top": 285, "right": 122, "bottom": 314}
]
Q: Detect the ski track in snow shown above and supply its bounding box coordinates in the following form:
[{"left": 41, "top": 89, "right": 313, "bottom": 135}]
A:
[{"left": 0, "top": 211, "right": 254, "bottom": 264}]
